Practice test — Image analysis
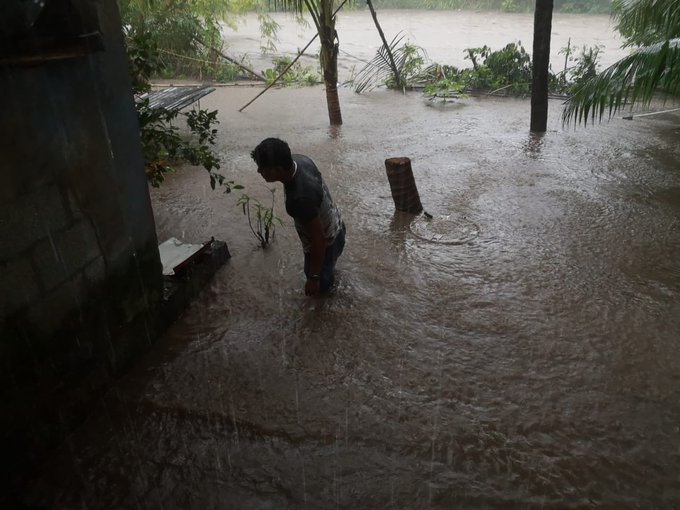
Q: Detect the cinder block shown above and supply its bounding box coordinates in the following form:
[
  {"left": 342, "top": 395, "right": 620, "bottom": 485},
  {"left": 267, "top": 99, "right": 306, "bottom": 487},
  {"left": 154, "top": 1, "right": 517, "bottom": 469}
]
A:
[
  {"left": 0, "top": 184, "right": 73, "bottom": 263},
  {"left": 90, "top": 206, "right": 129, "bottom": 263},
  {"left": 29, "top": 218, "right": 103, "bottom": 294},
  {"left": 30, "top": 237, "right": 69, "bottom": 293},
  {"left": 0, "top": 82, "right": 59, "bottom": 203},
  {"left": 0, "top": 320, "right": 36, "bottom": 380},
  {"left": 83, "top": 256, "right": 106, "bottom": 285},
  {"left": 22, "top": 274, "right": 87, "bottom": 341},
  {"left": 0, "top": 257, "right": 42, "bottom": 317},
  {"left": 55, "top": 219, "right": 102, "bottom": 277}
]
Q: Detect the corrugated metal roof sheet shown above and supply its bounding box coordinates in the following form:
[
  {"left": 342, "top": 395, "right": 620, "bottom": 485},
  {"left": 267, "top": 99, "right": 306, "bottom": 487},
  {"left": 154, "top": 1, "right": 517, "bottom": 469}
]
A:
[{"left": 140, "top": 85, "right": 216, "bottom": 112}]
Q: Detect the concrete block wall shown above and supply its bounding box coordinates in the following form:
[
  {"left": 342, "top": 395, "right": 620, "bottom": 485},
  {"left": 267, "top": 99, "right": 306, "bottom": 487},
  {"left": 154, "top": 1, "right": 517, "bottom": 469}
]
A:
[{"left": 0, "top": 0, "right": 163, "bottom": 498}]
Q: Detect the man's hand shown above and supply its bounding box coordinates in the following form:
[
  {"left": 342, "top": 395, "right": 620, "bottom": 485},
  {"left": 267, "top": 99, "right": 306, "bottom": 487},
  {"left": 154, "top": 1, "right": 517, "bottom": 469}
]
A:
[{"left": 305, "top": 278, "right": 321, "bottom": 296}]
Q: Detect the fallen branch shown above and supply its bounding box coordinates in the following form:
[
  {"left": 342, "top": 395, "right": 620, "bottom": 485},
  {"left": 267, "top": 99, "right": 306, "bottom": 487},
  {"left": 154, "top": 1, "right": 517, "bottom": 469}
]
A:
[
  {"left": 192, "top": 36, "right": 266, "bottom": 82},
  {"left": 239, "top": 0, "right": 349, "bottom": 112},
  {"left": 238, "top": 36, "right": 318, "bottom": 112}
]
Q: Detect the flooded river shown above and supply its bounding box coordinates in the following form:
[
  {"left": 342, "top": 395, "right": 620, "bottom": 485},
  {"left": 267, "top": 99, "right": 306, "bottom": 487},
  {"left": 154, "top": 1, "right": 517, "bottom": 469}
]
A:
[
  {"left": 223, "top": 10, "right": 627, "bottom": 81},
  {"left": 21, "top": 12, "right": 680, "bottom": 510}
]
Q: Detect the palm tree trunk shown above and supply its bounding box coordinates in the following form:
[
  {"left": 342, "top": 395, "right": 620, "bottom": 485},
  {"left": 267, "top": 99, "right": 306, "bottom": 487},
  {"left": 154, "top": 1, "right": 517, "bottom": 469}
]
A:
[
  {"left": 530, "top": 0, "right": 554, "bottom": 132},
  {"left": 319, "top": 2, "right": 343, "bottom": 125},
  {"left": 325, "top": 76, "right": 343, "bottom": 125}
]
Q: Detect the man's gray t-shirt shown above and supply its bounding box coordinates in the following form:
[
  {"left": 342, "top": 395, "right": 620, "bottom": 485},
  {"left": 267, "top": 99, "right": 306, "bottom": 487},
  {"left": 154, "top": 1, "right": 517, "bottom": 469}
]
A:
[{"left": 284, "top": 154, "right": 343, "bottom": 252}]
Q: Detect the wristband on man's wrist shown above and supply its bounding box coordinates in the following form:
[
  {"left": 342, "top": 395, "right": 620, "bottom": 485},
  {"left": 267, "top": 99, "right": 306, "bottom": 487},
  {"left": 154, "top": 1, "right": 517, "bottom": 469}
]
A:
[{"left": 308, "top": 274, "right": 321, "bottom": 281}]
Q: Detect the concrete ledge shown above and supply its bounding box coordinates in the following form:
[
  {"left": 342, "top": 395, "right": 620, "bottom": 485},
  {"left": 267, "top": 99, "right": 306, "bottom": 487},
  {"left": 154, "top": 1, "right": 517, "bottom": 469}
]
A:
[{"left": 159, "top": 240, "right": 230, "bottom": 330}]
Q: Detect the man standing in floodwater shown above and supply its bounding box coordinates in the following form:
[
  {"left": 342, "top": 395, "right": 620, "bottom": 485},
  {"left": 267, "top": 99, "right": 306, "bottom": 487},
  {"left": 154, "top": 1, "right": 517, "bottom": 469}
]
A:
[{"left": 251, "top": 138, "right": 346, "bottom": 296}]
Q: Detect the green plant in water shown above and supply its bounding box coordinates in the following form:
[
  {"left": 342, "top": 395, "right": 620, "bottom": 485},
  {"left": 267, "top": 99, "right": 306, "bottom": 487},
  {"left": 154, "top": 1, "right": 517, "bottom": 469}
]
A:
[
  {"left": 422, "top": 40, "right": 602, "bottom": 100},
  {"left": 486, "top": 42, "right": 531, "bottom": 91},
  {"left": 462, "top": 42, "right": 532, "bottom": 94},
  {"left": 501, "top": 0, "right": 521, "bottom": 12},
  {"left": 422, "top": 64, "right": 467, "bottom": 97},
  {"left": 549, "top": 43, "right": 603, "bottom": 94},
  {"left": 566, "top": 45, "right": 602, "bottom": 93},
  {"left": 388, "top": 42, "right": 427, "bottom": 88},
  {"left": 236, "top": 188, "right": 283, "bottom": 248},
  {"left": 353, "top": 33, "right": 428, "bottom": 92},
  {"left": 211, "top": 61, "right": 243, "bottom": 82},
  {"left": 262, "top": 56, "right": 321, "bottom": 86}
]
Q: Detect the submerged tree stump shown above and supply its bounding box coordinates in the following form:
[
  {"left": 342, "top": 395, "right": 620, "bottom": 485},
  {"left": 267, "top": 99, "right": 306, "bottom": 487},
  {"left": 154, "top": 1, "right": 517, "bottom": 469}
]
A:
[{"left": 385, "top": 157, "right": 423, "bottom": 214}]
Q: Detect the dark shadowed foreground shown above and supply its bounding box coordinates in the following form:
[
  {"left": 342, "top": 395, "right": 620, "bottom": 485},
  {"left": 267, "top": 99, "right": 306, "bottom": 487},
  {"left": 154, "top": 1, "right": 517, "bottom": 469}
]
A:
[{"left": 22, "top": 87, "right": 680, "bottom": 509}]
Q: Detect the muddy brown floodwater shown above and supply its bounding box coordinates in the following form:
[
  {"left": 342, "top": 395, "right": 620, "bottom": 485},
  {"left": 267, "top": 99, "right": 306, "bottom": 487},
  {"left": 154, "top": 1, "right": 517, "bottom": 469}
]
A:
[
  {"left": 22, "top": 81, "right": 680, "bottom": 509},
  {"left": 222, "top": 10, "right": 627, "bottom": 81}
]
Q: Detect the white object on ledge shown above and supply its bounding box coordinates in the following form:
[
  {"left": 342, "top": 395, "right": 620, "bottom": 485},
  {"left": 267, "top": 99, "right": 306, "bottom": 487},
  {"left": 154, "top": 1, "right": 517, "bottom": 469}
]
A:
[{"left": 158, "top": 237, "right": 207, "bottom": 276}]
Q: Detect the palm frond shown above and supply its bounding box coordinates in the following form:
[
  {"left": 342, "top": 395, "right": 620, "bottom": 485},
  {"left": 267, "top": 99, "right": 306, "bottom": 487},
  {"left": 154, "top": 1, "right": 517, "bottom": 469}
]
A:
[
  {"left": 614, "top": 0, "right": 680, "bottom": 46},
  {"left": 353, "top": 33, "right": 406, "bottom": 93},
  {"left": 562, "top": 38, "right": 680, "bottom": 125}
]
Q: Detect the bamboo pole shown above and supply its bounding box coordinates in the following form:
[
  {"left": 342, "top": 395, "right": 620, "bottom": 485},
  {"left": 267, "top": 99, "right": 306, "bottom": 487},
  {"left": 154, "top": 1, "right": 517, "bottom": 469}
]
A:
[{"left": 238, "top": 35, "right": 318, "bottom": 112}]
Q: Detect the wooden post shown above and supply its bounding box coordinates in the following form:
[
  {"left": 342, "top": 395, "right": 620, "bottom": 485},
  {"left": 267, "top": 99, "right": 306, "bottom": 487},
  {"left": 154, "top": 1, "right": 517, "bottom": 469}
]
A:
[{"left": 385, "top": 157, "right": 423, "bottom": 214}]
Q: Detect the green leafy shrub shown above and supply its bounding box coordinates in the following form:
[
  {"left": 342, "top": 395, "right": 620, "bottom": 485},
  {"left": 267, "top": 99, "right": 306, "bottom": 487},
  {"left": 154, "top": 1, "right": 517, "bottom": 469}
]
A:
[
  {"left": 566, "top": 45, "right": 602, "bottom": 93},
  {"left": 119, "top": 0, "right": 247, "bottom": 78},
  {"left": 137, "top": 98, "right": 231, "bottom": 189},
  {"left": 463, "top": 42, "right": 532, "bottom": 94},
  {"left": 262, "top": 56, "right": 321, "bottom": 87},
  {"left": 353, "top": 34, "right": 428, "bottom": 92},
  {"left": 422, "top": 64, "right": 466, "bottom": 97},
  {"left": 211, "top": 62, "right": 243, "bottom": 83},
  {"left": 422, "top": 41, "right": 602, "bottom": 99},
  {"left": 501, "top": 0, "right": 522, "bottom": 12},
  {"left": 550, "top": 43, "right": 603, "bottom": 94},
  {"left": 485, "top": 42, "right": 532, "bottom": 91},
  {"left": 387, "top": 42, "right": 427, "bottom": 89},
  {"left": 126, "top": 31, "right": 231, "bottom": 191}
]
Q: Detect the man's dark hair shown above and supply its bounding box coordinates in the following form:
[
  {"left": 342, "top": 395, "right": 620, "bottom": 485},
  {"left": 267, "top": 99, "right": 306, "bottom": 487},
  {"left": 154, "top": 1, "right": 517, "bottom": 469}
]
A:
[{"left": 251, "top": 138, "right": 293, "bottom": 169}]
